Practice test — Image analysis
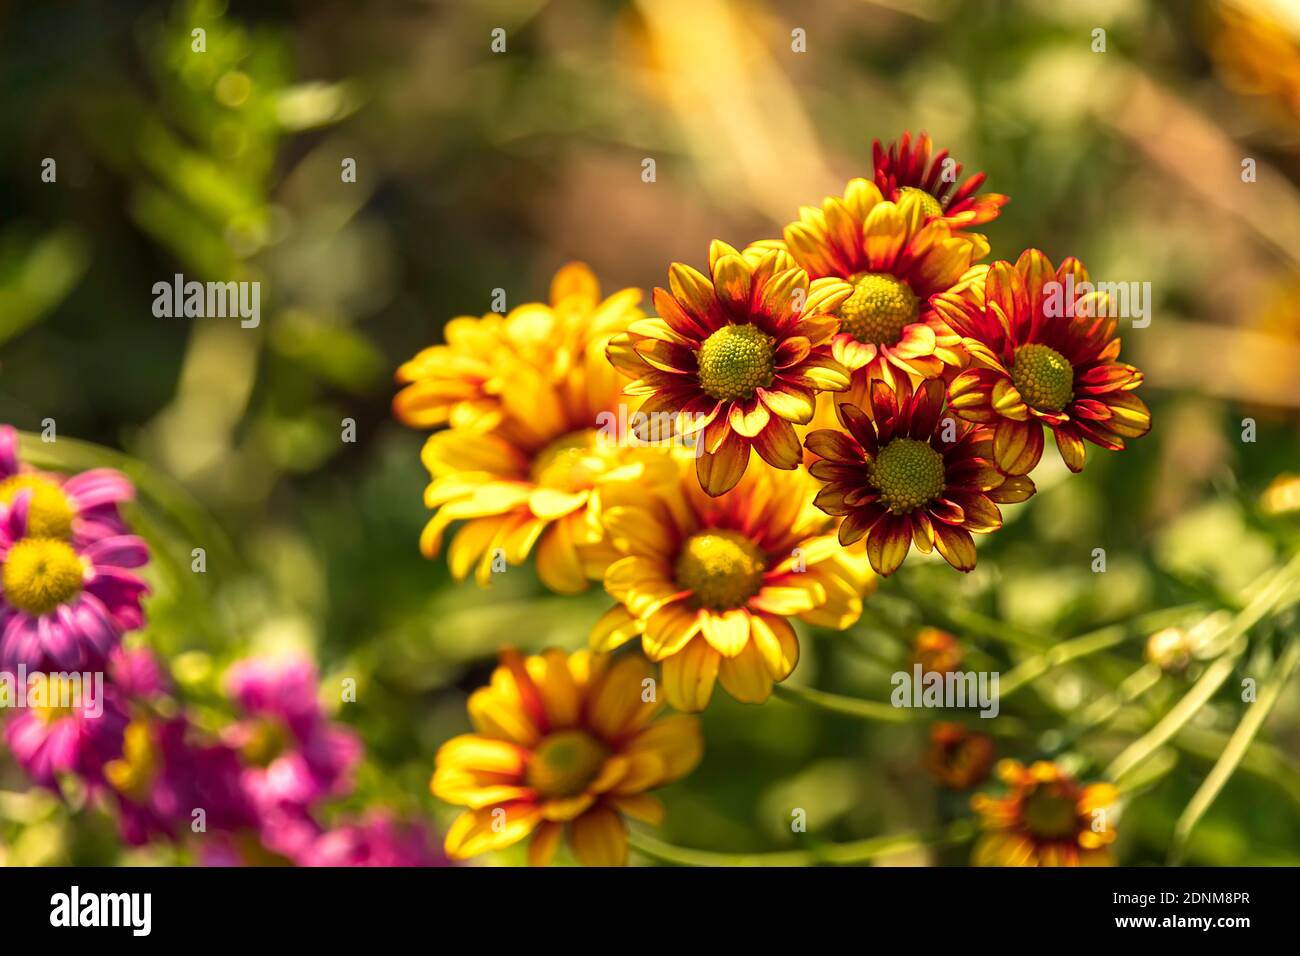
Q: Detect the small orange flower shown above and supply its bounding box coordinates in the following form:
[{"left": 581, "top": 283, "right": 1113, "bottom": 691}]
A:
[
  {"left": 927, "top": 722, "right": 995, "bottom": 790},
  {"left": 433, "top": 648, "right": 702, "bottom": 866},
  {"left": 971, "top": 759, "right": 1118, "bottom": 866},
  {"left": 913, "top": 627, "right": 962, "bottom": 675},
  {"left": 935, "top": 249, "right": 1151, "bottom": 475},
  {"left": 872, "top": 131, "right": 1009, "bottom": 227},
  {"left": 804, "top": 379, "right": 1035, "bottom": 575},
  {"left": 606, "top": 242, "right": 853, "bottom": 497}
]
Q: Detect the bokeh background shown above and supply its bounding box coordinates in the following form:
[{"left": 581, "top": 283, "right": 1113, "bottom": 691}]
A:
[{"left": 1, "top": 0, "right": 1298, "bottom": 865}]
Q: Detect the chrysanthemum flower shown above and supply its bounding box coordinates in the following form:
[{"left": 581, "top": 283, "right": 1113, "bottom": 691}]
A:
[
  {"left": 393, "top": 263, "right": 637, "bottom": 435},
  {"left": 971, "top": 759, "right": 1118, "bottom": 867},
  {"left": 412, "top": 264, "right": 678, "bottom": 592},
  {"left": 4, "top": 672, "right": 129, "bottom": 788},
  {"left": 223, "top": 656, "right": 362, "bottom": 814},
  {"left": 804, "top": 379, "right": 1035, "bottom": 575},
  {"left": 0, "top": 426, "right": 136, "bottom": 544},
  {"left": 589, "top": 462, "right": 873, "bottom": 711},
  {"left": 935, "top": 249, "right": 1151, "bottom": 474},
  {"left": 605, "top": 243, "right": 853, "bottom": 497},
  {"left": 872, "top": 131, "right": 1008, "bottom": 227},
  {"left": 768, "top": 182, "right": 988, "bottom": 404},
  {"left": 432, "top": 648, "right": 702, "bottom": 866},
  {"left": 0, "top": 491, "right": 150, "bottom": 671},
  {"left": 926, "top": 722, "right": 994, "bottom": 790}
]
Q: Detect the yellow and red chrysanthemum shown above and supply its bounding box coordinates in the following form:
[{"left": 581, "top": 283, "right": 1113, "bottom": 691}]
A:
[
  {"left": 804, "top": 379, "right": 1035, "bottom": 575},
  {"left": 927, "top": 722, "right": 995, "bottom": 791},
  {"left": 872, "top": 131, "right": 1008, "bottom": 228},
  {"left": 971, "top": 759, "right": 1118, "bottom": 867},
  {"left": 935, "top": 249, "right": 1151, "bottom": 475},
  {"left": 433, "top": 648, "right": 702, "bottom": 866},
  {"left": 406, "top": 264, "right": 678, "bottom": 592},
  {"left": 606, "top": 242, "right": 853, "bottom": 497},
  {"left": 590, "top": 461, "right": 873, "bottom": 711},
  {"left": 765, "top": 183, "right": 988, "bottom": 405}
]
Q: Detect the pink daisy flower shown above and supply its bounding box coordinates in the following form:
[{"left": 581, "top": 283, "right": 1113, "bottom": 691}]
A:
[
  {"left": 0, "top": 490, "right": 150, "bottom": 671},
  {"left": 223, "top": 655, "right": 362, "bottom": 813},
  {"left": 4, "top": 672, "right": 128, "bottom": 788},
  {"left": 0, "top": 426, "right": 136, "bottom": 544}
]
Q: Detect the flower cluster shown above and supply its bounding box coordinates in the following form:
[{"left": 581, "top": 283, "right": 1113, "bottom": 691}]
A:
[
  {"left": 402, "top": 132, "right": 1147, "bottom": 866},
  {"left": 0, "top": 427, "right": 439, "bottom": 866}
]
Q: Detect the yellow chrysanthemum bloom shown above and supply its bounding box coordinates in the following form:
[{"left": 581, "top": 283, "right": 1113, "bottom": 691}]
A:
[
  {"left": 433, "top": 648, "right": 703, "bottom": 866},
  {"left": 394, "top": 263, "right": 629, "bottom": 435},
  {"left": 590, "top": 459, "right": 874, "bottom": 711},
  {"left": 405, "top": 263, "right": 678, "bottom": 592},
  {"left": 753, "top": 182, "right": 989, "bottom": 408},
  {"left": 971, "top": 759, "right": 1119, "bottom": 867}
]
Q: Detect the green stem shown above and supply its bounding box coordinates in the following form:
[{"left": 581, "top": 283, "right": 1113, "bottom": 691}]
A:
[
  {"left": 1104, "top": 555, "right": 1300, "bottom": 783},
  {"left": 772, "top": 682, "right": 1029, "bottom": 737},
  {"left": 1168, "top": 632, "right": 1300, "bottom": 865},
  {"left": 628, "top": 819, "right": 976, "bottom": 867},
  {"left": 772, "top": 683, "right": 912, "bottom": 723},
  {"left": 998, "top": 625, "right": 1130, "bottom": 697},
  {"left": 1046, "top": 662, "right": 1163, "bottom": 756}
]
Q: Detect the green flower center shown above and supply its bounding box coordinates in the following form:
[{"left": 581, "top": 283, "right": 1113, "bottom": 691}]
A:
[
  {"left": 696, "top": 324, "right": 775, "bottom": 401},
  {"left": 839, "top": 273, "right": 919, "bottom": 345},
  {"left": 1010, "top": 343, "right": 1073, "bottom": 413},
  {"left": 1021, "top": 786, "right": 1080, "bottom": 840},
  {"left": 868, "top": 438, "right": 946, "bottom": 514},
  {"left": 526, "top": 730, "right": 609, "bottom": 797},
  {"left": 898, "top": 186, "right": 943, "bottom": 219},
  {"left": 2, "top": 537, "right": 85, "bottom": 615},
  {"left": 674, "top": 530, "right": 767, "bottom": 610},
  {"left": 0, "top": 475, "right": 75, "bottom": 540},
  {"left": 529, "top": 430, "right": 602, "bottom": 492}
]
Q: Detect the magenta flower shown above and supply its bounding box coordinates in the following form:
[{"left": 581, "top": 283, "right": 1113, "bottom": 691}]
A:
[
  {"left": 4, "top": 673, "right": 128, "bottom": 788},
  {"left": 0, "top": 491, "right": 150, "bottom": 671},
  {"left": 0, "top": 426, "right": 136, "bottom": 545},
  {"left": 107, "top": 716, "right": 259, "bottom": 846},
  {"left": 108, "top": 645, "right": 170, "bottom": 701},
  {"left": 298, "top": 813, "right": 448, "bottom": 867},
  {"left": 223, "top": 655, "right": 362, "bottom": 813}
]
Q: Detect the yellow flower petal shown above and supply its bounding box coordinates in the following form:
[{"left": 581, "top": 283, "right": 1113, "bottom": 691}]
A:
[
  {"left": 717, "top": 639, "right": 775, "bottom": 703},
  {"left": 528, "top": 820, "right": 564, "bottom": 867},
  {"left": 661, "top": 637, "right": 720, "bottom": 712},
  {"left": 568, "top": 805, "right": 629, "bottom": 867},
  {"left": 444, "top": 803, "right": 541, "bottom": 860}
]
